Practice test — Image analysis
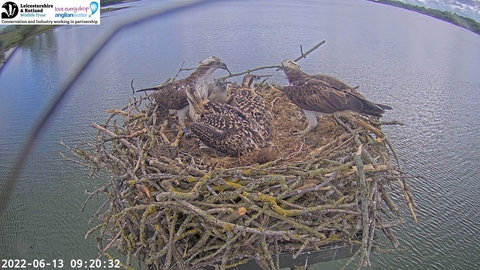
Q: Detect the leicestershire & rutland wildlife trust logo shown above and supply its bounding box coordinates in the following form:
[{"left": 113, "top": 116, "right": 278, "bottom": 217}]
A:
[{"left": 2, "top": 1, "right": 19, "bottom": 18}]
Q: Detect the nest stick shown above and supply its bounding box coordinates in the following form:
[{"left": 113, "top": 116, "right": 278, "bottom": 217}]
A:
[
  {"left": 282, "top": 172, "right": 336, "bottom": 199},
  {"left": 97, "top": 230, "right": 122, "bottom": 259},
  {"left": 385, "top": 138, "right": 417, "bottom": 220},
  {"left": 293, "top": 40, "right": 326, "bottom": 62},
  {"left": 366, "top": 180, "right": 378, "bottom": 266},
  {"left": 177, "top": 200, "right": 295, "bottom": 238},
  {"left": 92, "top": 122, "right": 138, "bottom": 152},
  {"left": 396, "top": 178, "right": 418, "bottom": 223},
  {"left": 350, "top": 116, "right": 385, "bottom": 139},
  {"left": 171, "top": 127, "right": 183, "bottom": 147},
  {"left": 81, "top": 184, "right": 110, "bottom": 211},
  {"left": 260, "top": 235, "right": 276, "bottom": 270},
  {"left": 380, "top": 185, "right": 400, "bottom": 216},
  {"left": 224, "top": 65, "right": 282, "bottom": 79},
  {"left": 225, "top": 40, "right": 326, "bottom": 79},
  {"left": 354, "top": 145, "right": 372, "bottom": 267},
  {"left": 165, "top": 208, "right": 178, "bottom": 269}
]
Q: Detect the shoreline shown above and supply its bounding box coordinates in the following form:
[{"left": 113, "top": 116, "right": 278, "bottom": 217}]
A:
[
  {"left": 367, "top": 0, "right": 480, "bottom": 36},
  {"left": 0, "top": 46, "right": 16, "bottom": 66}
]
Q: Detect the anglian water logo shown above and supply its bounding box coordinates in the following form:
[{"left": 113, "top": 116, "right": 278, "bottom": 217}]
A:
[
  {"left": 1, "top": 1, "right": 19, "bottom": 18},
  {"left": 89, "top": 1, "right": 98, "bottom": 16}
]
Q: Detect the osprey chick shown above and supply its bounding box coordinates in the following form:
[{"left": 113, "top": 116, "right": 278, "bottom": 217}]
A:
[
  {"left": 208, "top": 78, "right": 228, "bottom": 103},
  {"left": 281, "top": 59, "right": 392, "bottom": 135},
  {"left": 186, "top": 86, "right": 266, "bottom": 156},
  {"left": 227, "top": 74, "right": 272, "bottom": 139}
]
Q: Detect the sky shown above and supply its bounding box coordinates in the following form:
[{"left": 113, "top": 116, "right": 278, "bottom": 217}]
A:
[{"left": 401, "top": 0, "right": 480, "bottom": 21}]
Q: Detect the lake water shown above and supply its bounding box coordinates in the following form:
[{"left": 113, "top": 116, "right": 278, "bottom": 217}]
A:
[{"left": 1, "top": 0, "right": 479, "bottom": 269}]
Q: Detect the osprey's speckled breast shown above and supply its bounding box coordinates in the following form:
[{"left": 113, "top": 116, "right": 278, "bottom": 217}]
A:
[{"left": 227, "top": 74, "right": 272, "bottom": 139}]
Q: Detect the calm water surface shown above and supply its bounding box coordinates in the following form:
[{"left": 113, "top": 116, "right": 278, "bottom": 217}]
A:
[{"left": 1, "top": 0, "right": 479, "bottom": 269}]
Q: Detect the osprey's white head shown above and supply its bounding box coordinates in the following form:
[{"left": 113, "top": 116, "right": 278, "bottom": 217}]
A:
[
  {"left": 242, "top": 73, "right": 261, "bottom": 89},
  {"left": 198, "top": 56, "right": 228, "bottom": 71},
  {"left": 281, "top": 59, "right": 301, "bottom": 71}
]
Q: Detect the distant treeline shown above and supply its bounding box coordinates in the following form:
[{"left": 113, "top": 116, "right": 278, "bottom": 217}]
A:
[
  {"left": 367, "top": 0, "right": 480, "bottom": 36},
  {"left": 101, "top": 0, "right": 125, "bottom": 6}
]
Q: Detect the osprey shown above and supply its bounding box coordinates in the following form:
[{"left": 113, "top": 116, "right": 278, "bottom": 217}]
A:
[
  {"left": 153, "top": 56, "right": 228, "bottom": 133},
  {"left": 227, "top": 74, "right": 272, "bottom": 139},
  {"left": 281, "top": 59, "right": 392, "bottom": 135},
  {"left": 186, "top": 86, "right": 266, "bottom": 156},
  {"left": 207, "top": 78, "right": 228, "bottom": 103}
]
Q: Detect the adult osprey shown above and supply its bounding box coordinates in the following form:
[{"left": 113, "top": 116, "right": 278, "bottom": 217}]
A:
[
  {"left": 281, "top": 59, "right": 392, "bottom": 135},
  {"left": 153, "top": 56, "right": 228, "bottom": 133},
  {"left": 186, "top": 86, "right": 266, "bottom": 156},
  {"left": 227, "top": 74, "right": 272, "bottom": 139}
]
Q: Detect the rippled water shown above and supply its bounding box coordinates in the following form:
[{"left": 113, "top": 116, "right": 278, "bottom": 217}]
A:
[{"left": 1, "top": 0, "right": 479, "bottom": 269}]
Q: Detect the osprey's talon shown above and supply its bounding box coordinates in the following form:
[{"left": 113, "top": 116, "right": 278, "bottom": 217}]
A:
[
  {"left": 198, "top": 140, "right": 209, "bottom": 149},
  {"left": 291, "top": 131, "right": 302, "bottom": 136},
  {"left": 182, "top": 127, "right": 189, "bottom": 134},
  {"left": 292, "top": 130, "right": 307, "bottom": 136}
]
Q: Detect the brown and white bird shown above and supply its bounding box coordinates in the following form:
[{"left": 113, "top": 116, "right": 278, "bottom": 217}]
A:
[
  {"left": 186, "top": 85, "right": 266, "bottom": 156},
  {"left": 152, "top": 56, "right": 228, "bottom": 133},
  {"left": 227, "top": 74, "right": 272, "bottom": 139},
  {"left": 207, "top": 78, "right": 228, "bottom": 103},
  {"left": 281, "top": 59, "right": 392, "bottom": 135}
]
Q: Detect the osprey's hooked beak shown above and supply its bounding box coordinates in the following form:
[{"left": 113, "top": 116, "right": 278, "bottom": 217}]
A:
[{"left": 219, "top": 62, "right": 232, "bottom": 75}]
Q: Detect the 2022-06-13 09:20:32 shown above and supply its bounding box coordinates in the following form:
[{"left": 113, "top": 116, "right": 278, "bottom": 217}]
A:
[{"left": 1, "top": 258, "right": 121, "bottom": 269}]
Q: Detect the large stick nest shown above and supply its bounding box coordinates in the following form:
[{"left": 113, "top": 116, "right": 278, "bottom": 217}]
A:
[{"left": 62, "top": 70, "right": 417, "bottom": 269}]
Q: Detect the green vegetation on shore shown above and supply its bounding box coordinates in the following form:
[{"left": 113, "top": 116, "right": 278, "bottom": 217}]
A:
[
  {"left": 367, "top": 0, "right": 480, "bottom": 35},
  {"left": 101, "top": 0, "right": 125, "bottom": 6},
  {"left": 0, "top": 25, "right": 55, "bottom": 51}
]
